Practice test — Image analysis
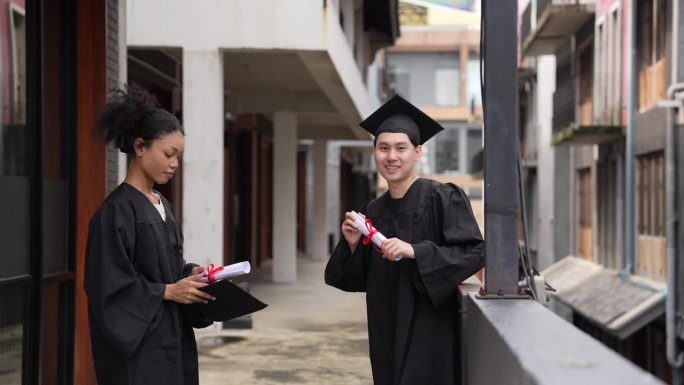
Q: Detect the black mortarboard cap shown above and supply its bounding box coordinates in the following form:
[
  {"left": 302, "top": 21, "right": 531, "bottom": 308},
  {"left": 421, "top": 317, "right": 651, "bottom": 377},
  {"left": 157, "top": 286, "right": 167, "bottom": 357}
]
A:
[{"left": 359, "top": 95, "right": 444, "bottom": 145}]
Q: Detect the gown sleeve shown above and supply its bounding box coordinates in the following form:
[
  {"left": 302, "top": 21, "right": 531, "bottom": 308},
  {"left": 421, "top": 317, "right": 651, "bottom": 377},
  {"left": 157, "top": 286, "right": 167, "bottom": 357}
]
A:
[
  {"left": 324, "top": 204, "right": 371, "bottom": 292},
  {"left": 411, "top": 184, "right": 484, "bottom": 308},
  {"left": 324, "top": 239, "right": 370, "bottom": 292},
  {"left": 84, "top": 201, "right": 166, "bottom": 357}
]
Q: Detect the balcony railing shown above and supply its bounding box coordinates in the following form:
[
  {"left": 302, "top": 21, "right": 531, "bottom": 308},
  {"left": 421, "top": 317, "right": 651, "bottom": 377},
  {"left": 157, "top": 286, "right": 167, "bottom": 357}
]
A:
[
  {"left": 539, "top": 0, "right": 593, "bottom": 17},
  {"left": 552, "top": 64, "right": 575, "bottom": 135},
  {"left": 550, "top": 63, "right": 623, "bottom": 145},
  {"left": 458, "top": 280, "right": 665, "bottom": 384},
  {"left": 522, "top": 0, "right": 595, "bottom": 56}
]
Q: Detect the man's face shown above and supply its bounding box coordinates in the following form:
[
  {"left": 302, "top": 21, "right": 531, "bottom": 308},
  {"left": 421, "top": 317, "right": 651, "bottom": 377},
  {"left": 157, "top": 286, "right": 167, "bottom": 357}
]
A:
[{"left": 374, "top": 132, "right": 421, "bottom": 184}]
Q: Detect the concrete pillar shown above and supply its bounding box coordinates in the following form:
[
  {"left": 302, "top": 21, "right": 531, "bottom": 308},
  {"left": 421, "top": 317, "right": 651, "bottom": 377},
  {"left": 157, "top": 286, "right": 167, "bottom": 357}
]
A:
[
  {"left": 272, "top": 111, "right": 298, "bottom": 282},
  {"left": 305, "top": 144, "right": 314, "bottom": 255},
  {"left": 311, "top": 140, "right": 329, "bottom": 260},
  {"left": 537, "top": 55, "right": 556, "bottom": 270},
  {"left": 327, "top": 142, "right": 342, "bottom": 247},
  {"left": 182, "top": 49, "right": 224, "bottom": 269}
]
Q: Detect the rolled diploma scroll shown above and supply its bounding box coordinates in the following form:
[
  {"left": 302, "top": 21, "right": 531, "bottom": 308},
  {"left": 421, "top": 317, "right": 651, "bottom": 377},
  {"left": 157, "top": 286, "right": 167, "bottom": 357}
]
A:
[
  {"left": 199, "top": 261, "right": 252, "bottom": 283},
  {"left": 351, "top": 211, "right": 403, "bottom": 261}
]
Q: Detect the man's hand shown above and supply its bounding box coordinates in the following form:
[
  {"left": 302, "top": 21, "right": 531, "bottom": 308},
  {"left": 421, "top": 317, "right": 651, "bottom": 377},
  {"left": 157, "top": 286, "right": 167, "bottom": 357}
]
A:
[
  {"left": 164, "top": 274, "right": 216, "bottom": 304},
  {"left": 380, "top": 238, "right": 415, "bottom": 261},
  {"left": 341, "top": 212, "right": 363, "bottom": 253}
]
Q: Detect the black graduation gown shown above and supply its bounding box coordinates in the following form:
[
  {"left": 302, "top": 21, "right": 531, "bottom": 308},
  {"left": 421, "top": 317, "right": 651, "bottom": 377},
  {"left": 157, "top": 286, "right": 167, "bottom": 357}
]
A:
[
  {"left": 84, "top": 183, "right": 207, "bottom": 385},
  {"left": 325, "top": 178, "right": 484, "bottom": 385}
]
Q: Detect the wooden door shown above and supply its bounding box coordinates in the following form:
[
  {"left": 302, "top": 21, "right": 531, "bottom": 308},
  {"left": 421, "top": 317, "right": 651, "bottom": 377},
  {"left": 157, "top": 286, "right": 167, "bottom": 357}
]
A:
[{"left": 577, "top": 168, "right": 593, "bottom": 260}]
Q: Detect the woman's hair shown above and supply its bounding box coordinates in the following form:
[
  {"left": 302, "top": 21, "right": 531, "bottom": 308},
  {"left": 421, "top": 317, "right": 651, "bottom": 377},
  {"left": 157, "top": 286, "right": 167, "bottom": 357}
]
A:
[{"left": 96, "top": 83, "right": 183, "bottom": 154}]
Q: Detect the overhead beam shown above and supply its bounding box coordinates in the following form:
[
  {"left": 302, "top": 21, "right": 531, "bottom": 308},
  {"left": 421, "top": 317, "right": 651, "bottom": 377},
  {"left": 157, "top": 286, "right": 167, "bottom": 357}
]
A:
[
  {"left": 297, "top": 125, "right": 361, "bottom": 140},
  {"left": 228, "top": 90, "right": 336, "bottom": 114},
  {"left": 298, "top": 50, "right": 370, "bottom": 140}
]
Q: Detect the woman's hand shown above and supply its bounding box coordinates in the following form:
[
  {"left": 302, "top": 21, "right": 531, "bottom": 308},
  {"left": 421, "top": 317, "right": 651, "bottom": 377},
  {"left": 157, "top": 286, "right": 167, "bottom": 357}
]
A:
[
  {"left": 342, "top": 212, "right": 363, "bottom": 253},
  {"left": 380, "top": 238, "right": 415, "bottom": 261},
  {"left": 164, "top": 274, "right": 216, "bottom": 304}
]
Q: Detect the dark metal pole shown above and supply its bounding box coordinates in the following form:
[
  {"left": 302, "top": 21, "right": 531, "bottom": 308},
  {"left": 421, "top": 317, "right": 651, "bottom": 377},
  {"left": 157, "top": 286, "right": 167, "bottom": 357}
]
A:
[
  {"left": 25, "top": 0, "right": 44, "bottom": 383},
  {"left": 482, "top": 0, "right": 520, "bottom": 297}
]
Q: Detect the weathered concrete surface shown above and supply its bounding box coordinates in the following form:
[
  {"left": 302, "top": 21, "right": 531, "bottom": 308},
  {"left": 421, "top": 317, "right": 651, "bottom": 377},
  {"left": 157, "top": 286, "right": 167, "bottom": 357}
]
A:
[{"left": 197, "top": 256, "right": 372, "bottom": 385}]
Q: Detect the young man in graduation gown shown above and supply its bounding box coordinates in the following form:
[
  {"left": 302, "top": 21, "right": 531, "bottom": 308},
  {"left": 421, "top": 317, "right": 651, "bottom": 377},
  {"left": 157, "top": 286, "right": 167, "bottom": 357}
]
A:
[{"left": 325, "top": 95, "right": 484, "bottom": 385}]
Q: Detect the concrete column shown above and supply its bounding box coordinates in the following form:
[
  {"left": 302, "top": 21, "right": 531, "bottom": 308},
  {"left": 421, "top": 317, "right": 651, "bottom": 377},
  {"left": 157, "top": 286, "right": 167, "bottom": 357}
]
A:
[
  {"left": 305, "top": 144, "right": 314, "bottom": 255},
  {"left": 311, "top": 140, "right": 329, "bottom": 260},
  {"left": 182, "top": 49, "right": 224, "bottom": 269},
  {"left": 459, "top": 125, "right": 468, "bottom": 173},
  {"left": 327, "top": 142, "right": 342, "bottom": 247},
  {"left": 537, "top": 55, "right": 557, "bottom": 270},
  {"left": 272, "top": 111, "right": 298, "bottom": 282}
]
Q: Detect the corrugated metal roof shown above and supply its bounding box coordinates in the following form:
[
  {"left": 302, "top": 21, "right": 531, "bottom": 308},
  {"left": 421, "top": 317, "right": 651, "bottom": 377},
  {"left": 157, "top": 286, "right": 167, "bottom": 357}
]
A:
[{"left": 542, "top": 256, "right": 666, "bottom": 339}]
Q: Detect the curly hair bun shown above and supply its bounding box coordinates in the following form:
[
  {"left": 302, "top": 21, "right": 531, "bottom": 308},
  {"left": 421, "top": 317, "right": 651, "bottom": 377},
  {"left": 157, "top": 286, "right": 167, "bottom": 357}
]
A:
[{"left": 95, "top": 83, "right": 181, "bottom": 154}]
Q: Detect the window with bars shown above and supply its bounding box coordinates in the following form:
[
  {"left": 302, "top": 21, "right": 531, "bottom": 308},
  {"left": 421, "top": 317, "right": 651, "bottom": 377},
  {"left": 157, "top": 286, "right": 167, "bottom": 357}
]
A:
[
  {"left": 466, "top": 52, "right": 481, "bottom": 108},
  {"left": 434, "top": 127, "right": 461, "bottom": 173},
  {"left": 637, "top": 152, "right": 665, "bottom": 237},
  {"left": 637, "top": 0, "right": 667, "bottom": 111},
  {"left": 636, "top": 151, "right": 666, "bottom": 281}
]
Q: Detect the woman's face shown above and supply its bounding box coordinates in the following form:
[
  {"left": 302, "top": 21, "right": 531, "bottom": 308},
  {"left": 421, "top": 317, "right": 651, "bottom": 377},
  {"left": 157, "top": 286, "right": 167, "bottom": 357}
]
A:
[
  {"left": 136, "top": 131, "right": 185, "bottom": 185},
  {"left": 374, "top": 132, "right": 421, "bottom": 184}
]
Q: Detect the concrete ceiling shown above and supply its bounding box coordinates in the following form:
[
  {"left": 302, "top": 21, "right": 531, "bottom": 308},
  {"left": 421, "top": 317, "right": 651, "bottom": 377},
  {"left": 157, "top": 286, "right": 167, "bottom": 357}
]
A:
[
  {"left": 224, "top": 51, "right": 319, "bottom": 92},
  {"left": 223, "top": 50, "right": 367, "bottom": 140}
]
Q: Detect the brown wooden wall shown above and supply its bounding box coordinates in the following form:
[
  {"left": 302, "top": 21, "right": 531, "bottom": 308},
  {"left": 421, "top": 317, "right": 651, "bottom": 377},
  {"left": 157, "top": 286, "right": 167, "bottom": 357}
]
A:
[{"left": 74, "top": 0, "right": 107, "bottom": 383}]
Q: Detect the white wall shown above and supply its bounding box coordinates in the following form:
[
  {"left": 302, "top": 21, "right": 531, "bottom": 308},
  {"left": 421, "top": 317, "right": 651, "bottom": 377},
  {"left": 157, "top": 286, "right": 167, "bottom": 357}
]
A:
[
  {"left": 341, "top": 0, "right": 356, "bottom": 51},
  {"left": 327, "top": 142, "right": 342, "bottom": 250},
  {"left": 537, "top": 55, "right": 557, "bottom": 270},
  {"left": 181, "top": 49, "right": 224, "bottom": 270},
  {"left": 127, "top": 0, "right": 324, "bottom": 51},
  {"left": 272, "top": 112, "right": 298, "bottom": 282},
  {"left": 126, "top": 0, "right": 381, "bottom": 280},
  {"left": 127, "top": 0, "right": 374, "bottom": 127},
  {"left": 311, "top": 140, "right": 329, "bottom": 260},
  {"left": 385, "top": 52, "right": 461, "bottom": 107},
  {"left": 366, "top": 53, "right": 383, "bottom": 107}
]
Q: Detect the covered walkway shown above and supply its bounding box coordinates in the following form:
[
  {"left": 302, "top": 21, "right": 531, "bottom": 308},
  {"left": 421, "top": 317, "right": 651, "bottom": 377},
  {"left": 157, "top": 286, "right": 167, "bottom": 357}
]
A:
[{"left": 197, "top": 255, "right": 373, "bottom": 385}]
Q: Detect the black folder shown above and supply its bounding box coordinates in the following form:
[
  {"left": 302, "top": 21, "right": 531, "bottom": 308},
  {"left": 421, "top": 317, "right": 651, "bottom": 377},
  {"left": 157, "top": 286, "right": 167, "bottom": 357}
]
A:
[{"left": 186, "top": 279, "right": 268, "bottom": 323}]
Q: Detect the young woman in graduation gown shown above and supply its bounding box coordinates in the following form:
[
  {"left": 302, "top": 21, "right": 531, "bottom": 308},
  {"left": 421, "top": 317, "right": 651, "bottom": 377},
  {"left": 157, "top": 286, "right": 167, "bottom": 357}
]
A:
[
  {"left": 84, "top": 85, "right": 215, "bottom": 385},
  {"left": 325, "top": 95, "right": 485, "bottom": 385}
]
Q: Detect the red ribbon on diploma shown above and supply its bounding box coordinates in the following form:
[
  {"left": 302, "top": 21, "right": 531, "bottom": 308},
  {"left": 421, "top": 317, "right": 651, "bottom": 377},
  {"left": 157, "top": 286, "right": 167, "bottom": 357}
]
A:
[
  {"left": 362, "top": 218, "right": 383, "bottom": 253},
  {"left": 204, "top": 264, "right": 224, "bottom": 283}
]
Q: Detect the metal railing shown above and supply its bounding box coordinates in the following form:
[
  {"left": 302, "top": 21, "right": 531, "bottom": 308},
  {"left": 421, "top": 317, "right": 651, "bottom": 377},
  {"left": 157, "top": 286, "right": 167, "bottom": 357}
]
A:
[
  {"left": 538, "top": 0, "right": 592, "bottom": 23},
  {"left": 552, "top": 63, "right": 576, "bottom": 134}
]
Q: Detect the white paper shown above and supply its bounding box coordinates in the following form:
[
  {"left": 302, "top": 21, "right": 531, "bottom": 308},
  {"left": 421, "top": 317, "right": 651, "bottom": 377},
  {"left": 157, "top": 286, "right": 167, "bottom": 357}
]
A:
[
  {"left": 351, "top": 211, "right": 403, "bottom": 261},
  {"left": 199, "top": 261, "right": 252, "bottom": 283}
]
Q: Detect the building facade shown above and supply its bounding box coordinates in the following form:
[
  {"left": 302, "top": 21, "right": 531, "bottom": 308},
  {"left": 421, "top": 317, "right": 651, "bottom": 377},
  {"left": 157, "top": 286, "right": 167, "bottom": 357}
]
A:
[
  {"left": 0, "top": 0, "right": 125, "bottom": 383},
  {"left": 0, "top": 0, "right": 399, "bottom": 383},
  {"left": 518, "top": 0, "right": 683, "bottom": 381},
  {"left": 126, "top": 0, "right": 399, "bottom": 285},
  {"left": 375, "top": 0, "right": 484, "bottom": 227}
]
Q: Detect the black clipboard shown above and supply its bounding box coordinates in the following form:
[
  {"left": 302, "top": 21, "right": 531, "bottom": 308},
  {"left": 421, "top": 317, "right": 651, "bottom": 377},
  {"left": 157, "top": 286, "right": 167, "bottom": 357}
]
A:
[{"left": 186, "top": 279, "right": 268, "bottom": 322}]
